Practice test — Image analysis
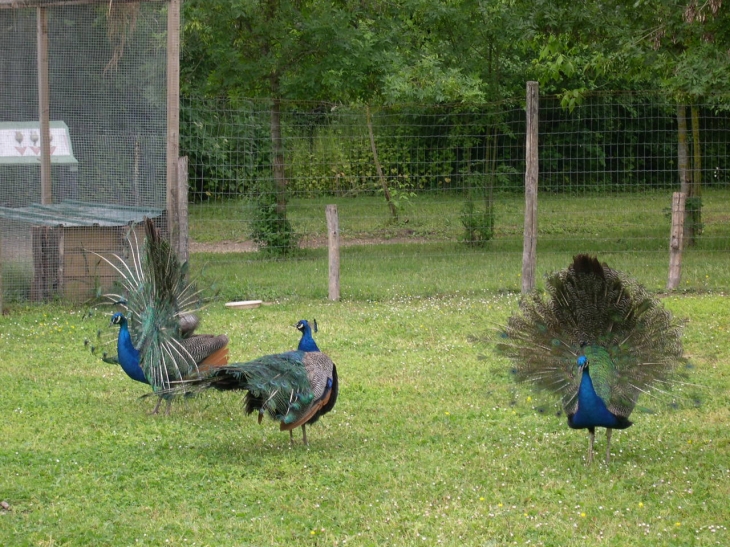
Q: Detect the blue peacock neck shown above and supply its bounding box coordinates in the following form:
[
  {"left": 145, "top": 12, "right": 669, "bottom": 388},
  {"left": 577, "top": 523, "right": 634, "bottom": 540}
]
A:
[
  {"left": 297, "top": 321, "right": 320, "bottom": 352},
  {"left": 114, "top": 314, "right": 148, "bottom": 385},
  {"left": 568, "top": 362, "right": 622, "bottom": 430}
]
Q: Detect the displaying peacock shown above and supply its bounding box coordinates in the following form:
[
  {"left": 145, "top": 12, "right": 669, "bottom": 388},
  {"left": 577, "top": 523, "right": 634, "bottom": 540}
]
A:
[
  {"left": 174, "top": 319, "right": 338, "bottom": 445},
  {"left": 496, "top": 254, "right": 685, "bottom": 463},
  {"left": 88, "top": 218, "right": 229, "bottom": 414}
]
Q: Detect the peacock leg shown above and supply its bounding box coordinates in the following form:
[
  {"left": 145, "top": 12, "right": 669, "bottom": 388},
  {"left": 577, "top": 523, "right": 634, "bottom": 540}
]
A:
[
  {"left": 151, "top": 397, "right": 163, "bottom": 415},
  {"left": 289, "top": 430, "right": 294, "bottom": 445},
  {"left": 587, "top": 428, "right": 595, "bottom": 464},
  {"left": 164, "top": 399, "right": 172, "bottom": 416},
  {"left": 302, "top": 424, "right": 308, "bottom": 446},
  {"left": 605, "top": 428, "right": 613, "bottom": 464}
]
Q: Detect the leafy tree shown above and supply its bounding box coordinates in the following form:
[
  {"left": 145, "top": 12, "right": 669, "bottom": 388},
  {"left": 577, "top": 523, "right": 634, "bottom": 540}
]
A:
[
  {"left": 182, "top": 0, "right": 370, "bottom": 252},
  {"left": 524, "top": 0, "right": 730, "bottom": 242}
]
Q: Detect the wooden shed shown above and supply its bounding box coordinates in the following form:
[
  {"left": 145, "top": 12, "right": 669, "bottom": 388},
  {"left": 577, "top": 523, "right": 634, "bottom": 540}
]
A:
[{"left": 0, "top": 200, "right": 163, "bottom": 302}]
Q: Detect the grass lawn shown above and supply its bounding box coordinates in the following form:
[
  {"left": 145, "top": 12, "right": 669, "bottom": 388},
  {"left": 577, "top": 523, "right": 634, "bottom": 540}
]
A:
[
  {"left": 1, "top": 190, "right": 729, "bottom": 545},
  {"left": 187, "top": 188, "right": 730, "bottom": 299},
  {"left": 1, "top": 290, "right": 729, "bottom": 545}
]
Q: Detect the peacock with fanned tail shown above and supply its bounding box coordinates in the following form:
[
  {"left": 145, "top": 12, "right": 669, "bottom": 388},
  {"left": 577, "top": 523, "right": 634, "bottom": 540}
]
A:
[
  {"left": 173, "top": 319, "right": 338, "bottom": 445},
  {"left": 496, "top": 254, "right": 685, "bottom": 463},
  {"left": 88, "top": 218, "right": 229, "bottom": 414}
]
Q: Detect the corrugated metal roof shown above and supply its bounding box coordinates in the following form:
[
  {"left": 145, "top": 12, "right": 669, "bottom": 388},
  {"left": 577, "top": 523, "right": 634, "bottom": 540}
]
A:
[{"left": 0, "top": 200, "right": 163, "bottom": 227}]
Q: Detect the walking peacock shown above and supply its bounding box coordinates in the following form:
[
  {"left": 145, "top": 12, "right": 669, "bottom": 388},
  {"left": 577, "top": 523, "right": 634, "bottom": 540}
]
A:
[
  {"left": 173, "top": 319, "right": 338, "bottom": 445},
  {"left": 496, "top": 254, "right": 685, "bottom": 463},
  {"left": 89, "top": 217, "right": 229, "bottom": 414}
]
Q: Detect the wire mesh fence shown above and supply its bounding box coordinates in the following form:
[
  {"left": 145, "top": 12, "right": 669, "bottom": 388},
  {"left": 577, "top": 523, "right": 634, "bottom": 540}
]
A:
[
  {"left": 0, "top": 1, "right": 168, "bottom": 303},
  {"left": 182, "top": 92, "right": 730, "bottom": 298}
]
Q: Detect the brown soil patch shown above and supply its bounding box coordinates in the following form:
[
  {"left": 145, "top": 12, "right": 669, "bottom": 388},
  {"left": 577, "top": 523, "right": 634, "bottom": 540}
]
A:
[{"left": 190, "top": 234, "right": 437, "bottom": 254}]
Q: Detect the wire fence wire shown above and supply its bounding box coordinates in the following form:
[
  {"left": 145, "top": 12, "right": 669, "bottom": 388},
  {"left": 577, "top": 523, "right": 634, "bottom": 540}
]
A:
[{"left": 182, "top": 93, "right": 730, "bottom": 296}]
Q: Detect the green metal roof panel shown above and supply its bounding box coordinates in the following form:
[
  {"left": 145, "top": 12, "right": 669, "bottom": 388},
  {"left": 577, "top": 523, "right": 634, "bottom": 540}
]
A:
[{"left": 0, "top": 200, "right": 163, "bottom": 227}]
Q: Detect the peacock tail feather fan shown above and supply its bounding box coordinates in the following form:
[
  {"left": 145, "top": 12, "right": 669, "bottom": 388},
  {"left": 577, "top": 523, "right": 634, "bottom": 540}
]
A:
[
  {"left": 497, "top": 254, "right": 684, "bottom": 419},
  {"left": 85, "top": 217, "right": 228, "bottom": 411}
]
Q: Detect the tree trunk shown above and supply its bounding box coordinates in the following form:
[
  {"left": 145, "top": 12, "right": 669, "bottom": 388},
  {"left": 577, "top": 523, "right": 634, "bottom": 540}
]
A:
[
  {"left": 366, "top": 105, "right": 398, "bottom": 221},
  {"left": 271, "top": 95, "right": 287, "bottom": 216}
]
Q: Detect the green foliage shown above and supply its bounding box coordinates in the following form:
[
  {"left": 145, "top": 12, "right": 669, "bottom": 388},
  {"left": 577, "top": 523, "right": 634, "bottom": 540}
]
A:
[
  {"left": 386, "top": 187, "right": 417, "bottom": 218},
  {"left": 460, "top": 198, "right": 494, "bottom": 246},
  {"left": 249, "top": 192, "right": 299, "bottom": 256},
  {"left": 686, "top": 195, "right": 704, "bottom": 237},
  {"left": 181, "top": 95, "right": 730, "bottom": 200},
  {"left": 181, "top": 98, "right": 271, "bottom": 200}
]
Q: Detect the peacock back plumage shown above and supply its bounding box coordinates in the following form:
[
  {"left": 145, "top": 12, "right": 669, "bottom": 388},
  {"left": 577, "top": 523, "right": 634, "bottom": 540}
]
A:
[{"left": 174, "top": 319, "right": 338, "bottom": 444}]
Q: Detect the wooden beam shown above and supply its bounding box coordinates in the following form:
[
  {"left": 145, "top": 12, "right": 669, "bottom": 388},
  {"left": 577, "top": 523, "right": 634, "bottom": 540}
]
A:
[
  {"left": 177, "top": 155, "right": 189, "bottom": 263},
  {"left": 166, "top": 0, "right": 181, "bottom": 250},
  {"left": 37, "top": 6, "right": 52, "bottom": 205},
  {"left": 522, "top": 81, "right": 539, "bottom": 294}
]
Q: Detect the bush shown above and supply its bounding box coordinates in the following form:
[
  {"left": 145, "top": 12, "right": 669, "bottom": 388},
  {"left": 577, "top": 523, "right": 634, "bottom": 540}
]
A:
[
  {"left": 460, "top": 198, "right": 494, "bottom": 246},
  {"left": 249, "top": 193, "right": 299, "bottom": 255}
]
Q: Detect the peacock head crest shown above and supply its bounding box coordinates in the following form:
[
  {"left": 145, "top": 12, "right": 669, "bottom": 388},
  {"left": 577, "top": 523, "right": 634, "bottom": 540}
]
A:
[
  {"left": 110, "top": 312, "right": 126, "bottom": 326},
  {"left": 296, "top": 319, "right": 318, "bottom": 334}
]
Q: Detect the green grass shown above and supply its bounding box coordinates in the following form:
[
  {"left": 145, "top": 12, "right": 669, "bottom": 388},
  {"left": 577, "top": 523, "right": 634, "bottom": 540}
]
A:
[
  {"left": 192, "top": 242, "right": 730, "bottom": 303},
  {"left": 1, "top": 291, "right": 729, "bottom": 545},
  {"left": 187, "top": 189, "right": 730, "bottom": 300},
  {"left": 189, "top": 189, "right": 730, "bottom": 252}
]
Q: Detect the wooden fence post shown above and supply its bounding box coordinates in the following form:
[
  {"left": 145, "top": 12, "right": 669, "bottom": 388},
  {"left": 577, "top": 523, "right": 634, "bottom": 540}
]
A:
[
  {"left": 166, "top": 0, "right": 181, "bottom": 248},
  {"left": 667, "top": 191, "right": 686, "bottom": 290},
  {"left": 326, "top": 205, "right": 340, "bottom": 301},
  {"left": 522, "top": 81, "right": 539, "bottom": 293},
  {"left": 37, "top": 7, "right": 52, "bottom": 205},
  {"left": 178, "top": 156, "right": 189, "bottom": 263}
]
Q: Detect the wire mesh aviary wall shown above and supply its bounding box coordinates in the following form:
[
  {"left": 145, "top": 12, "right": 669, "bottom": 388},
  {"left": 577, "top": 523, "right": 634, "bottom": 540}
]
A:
[
  {"left": 0, "top": 1, "right": 169, "bottom": 303},
  {"left": 181, "top": 92, "right": 730, "bottom": 299}
]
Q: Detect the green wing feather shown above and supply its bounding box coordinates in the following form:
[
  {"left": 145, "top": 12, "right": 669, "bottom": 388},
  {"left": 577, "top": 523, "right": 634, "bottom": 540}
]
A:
[
  {"left": 497, "top": 255, "right": 684, "bottom": 417},
  {"left": 203, "top": 351, "right": 315, "bottom": 423}
]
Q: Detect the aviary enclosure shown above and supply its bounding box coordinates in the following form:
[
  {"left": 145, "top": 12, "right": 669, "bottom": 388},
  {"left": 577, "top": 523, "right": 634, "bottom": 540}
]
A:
[{"left": 0, "top": 0, "right": 184, "bottom": 305}]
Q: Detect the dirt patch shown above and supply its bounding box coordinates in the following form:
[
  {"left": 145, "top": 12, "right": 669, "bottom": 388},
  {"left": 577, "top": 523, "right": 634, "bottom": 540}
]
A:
[{"left": 190, "top": 234, "right": 438, "bottom": 254}]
